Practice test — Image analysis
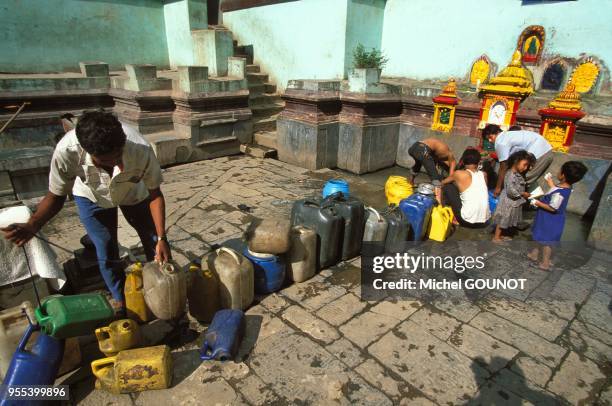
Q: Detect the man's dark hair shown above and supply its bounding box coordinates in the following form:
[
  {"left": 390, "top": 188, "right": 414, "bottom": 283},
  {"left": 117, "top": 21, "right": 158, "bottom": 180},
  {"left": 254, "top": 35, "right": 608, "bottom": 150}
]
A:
[
  {"left": 508, "top": 125, "right": 522, "bottom": 131},
  {"left": 561, "top": 161, "right": 588, "bottom": 184},
  {"left": 461, "top": 148, "right": 481, "bottom": 166},
  {"left": 76, "top": 110, "right": 126, "bottom": 156},
  {"left": 482, "top": 124, "right": 502, "bottom": 141},
  {"left": 508, "top": 149, "right": 536, "bottom": 168}
]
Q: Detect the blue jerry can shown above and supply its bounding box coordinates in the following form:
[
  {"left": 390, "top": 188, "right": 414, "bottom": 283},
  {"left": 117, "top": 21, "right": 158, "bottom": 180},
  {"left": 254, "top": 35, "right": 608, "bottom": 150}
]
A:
[
  {"left": 0, "top": 323, "right": 65, "bottom": 406},
  {"left": 200, "top": 309, "right": 245, "bottom": 362},
  {"left": 399, "top": 193, "right": 436, "bottom": 241},
  {"left": 488, "top": 190, "right": 498, "bottom": 214},
  {"left": 243, "top": 249, "right": 286, "bottom": 294}
]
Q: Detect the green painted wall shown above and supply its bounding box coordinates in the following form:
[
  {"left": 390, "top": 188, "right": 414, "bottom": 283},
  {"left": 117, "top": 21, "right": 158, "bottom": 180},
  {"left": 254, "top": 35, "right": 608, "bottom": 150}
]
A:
[
  {"left": 223, "top": 0, "right": 350, "bottom": 90},
  {"left": 0, "top": 0, "right": 170, "bottom": 73},
  {"left": 164, "top": 0, "right": 208, "bottom": 68},
  {"left": 344, "top": 0, "right": 385, "bottom": 77}
]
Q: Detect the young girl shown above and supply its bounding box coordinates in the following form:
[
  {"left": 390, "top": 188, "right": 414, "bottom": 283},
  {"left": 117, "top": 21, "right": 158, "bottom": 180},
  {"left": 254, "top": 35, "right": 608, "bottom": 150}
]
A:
[
  {"left": 491, "top": 150, "right": 535, "bottom": 242},
  {"left": 528, "top": 161, "right": 588, "bottom": 270}
]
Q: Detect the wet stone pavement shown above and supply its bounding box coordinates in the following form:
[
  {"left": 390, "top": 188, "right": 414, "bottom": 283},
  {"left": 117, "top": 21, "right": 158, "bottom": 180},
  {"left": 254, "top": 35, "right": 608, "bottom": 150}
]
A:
[{"left": 44, "top": 155, "right": 612, "bottom": 405}]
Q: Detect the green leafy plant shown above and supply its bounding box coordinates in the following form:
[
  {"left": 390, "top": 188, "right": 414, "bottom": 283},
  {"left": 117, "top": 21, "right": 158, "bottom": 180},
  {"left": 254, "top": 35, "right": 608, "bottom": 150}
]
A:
[{"left": 352, "top": 44, "right": 388, "bottom": 70}]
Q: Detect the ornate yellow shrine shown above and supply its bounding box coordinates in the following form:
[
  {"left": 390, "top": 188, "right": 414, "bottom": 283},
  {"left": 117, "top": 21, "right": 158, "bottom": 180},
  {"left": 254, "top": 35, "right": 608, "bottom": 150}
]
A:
[
  {"left": 538, "top": 84, "right": 585, "bottom": 153},
  {"left": 477, "top": 50, "right": 534, "bottom": 130},
  {"left": 431, "top": 79, "right": 460, "bottom": 133}
]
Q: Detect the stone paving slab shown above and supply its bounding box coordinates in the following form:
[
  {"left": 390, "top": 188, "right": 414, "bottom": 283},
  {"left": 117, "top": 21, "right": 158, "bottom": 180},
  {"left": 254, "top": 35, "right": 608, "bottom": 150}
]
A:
[{"left": 40, "top": 155, "right": 612, "bottom": 405}]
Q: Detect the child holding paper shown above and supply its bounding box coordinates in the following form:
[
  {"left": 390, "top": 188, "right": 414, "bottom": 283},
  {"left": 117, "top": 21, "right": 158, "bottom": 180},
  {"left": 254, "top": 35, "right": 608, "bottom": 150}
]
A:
[{"left": 528, "top": 161, "right": 588, "bottom": 270}]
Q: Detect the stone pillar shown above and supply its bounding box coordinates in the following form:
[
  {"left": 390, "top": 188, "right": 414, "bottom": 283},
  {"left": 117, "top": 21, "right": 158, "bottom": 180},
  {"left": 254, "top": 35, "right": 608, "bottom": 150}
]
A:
[
  {"left": 335, "top": 76, "right": 402, "bottom": 174},
  {"left": 277, "top": 80, "right": 342, "bottom": 170},
  {"left": 163, "top": 0, "right": 208, "bottom": 68},
  {"left": 172, "top": 65, "right": 251, "bottom": 162},
  {"left": 588, "top": 173, "right": 612, "bottom": 252},
  {"left": 228, "top": 57, "right": 246, "bottom": 79},
  {"left": 109, "top": 64, "right": 174, "bottom": 135},
  {"left": 192, "top": 28, "right": 234, "bottom": 77}
]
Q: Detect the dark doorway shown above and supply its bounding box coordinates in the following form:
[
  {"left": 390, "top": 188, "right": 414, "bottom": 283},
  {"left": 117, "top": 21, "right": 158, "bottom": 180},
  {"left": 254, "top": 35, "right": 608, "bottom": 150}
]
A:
[
  {"left": 208, "top": 0, "right": 220, "bottom": 25},
  {"left": 541, "top": 63, "right": 565, "bottom": 91}
]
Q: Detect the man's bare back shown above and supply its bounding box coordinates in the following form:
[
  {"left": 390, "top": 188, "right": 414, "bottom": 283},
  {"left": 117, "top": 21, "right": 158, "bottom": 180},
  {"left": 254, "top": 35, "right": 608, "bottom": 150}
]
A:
[{"left": 421, "top": 138, "right": 455, "bottom": 172}]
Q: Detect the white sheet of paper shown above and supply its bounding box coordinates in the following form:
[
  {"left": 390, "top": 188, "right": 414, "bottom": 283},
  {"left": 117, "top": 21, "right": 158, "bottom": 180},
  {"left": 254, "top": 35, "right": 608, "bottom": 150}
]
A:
[{"left": 530, "top": 186, "right": 544, "bottom": 199}]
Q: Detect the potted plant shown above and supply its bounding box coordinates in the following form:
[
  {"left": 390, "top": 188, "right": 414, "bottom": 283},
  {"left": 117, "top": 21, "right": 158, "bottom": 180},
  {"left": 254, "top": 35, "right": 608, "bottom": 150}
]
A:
[{"left": 349, "top": 44, "right": 389, "bottom": 92}]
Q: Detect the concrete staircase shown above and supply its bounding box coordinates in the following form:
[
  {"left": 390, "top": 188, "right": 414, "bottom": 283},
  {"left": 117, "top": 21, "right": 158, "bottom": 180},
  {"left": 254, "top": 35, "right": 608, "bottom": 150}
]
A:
[{"left": 233, "top": 40, "right": 282, "bottom": 151}]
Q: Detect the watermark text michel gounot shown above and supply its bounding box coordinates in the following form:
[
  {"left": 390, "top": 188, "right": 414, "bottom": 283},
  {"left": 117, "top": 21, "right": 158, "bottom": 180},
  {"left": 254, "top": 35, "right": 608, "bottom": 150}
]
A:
[{"left": 372, "top": 278, "right": 528, "bottom": 291}]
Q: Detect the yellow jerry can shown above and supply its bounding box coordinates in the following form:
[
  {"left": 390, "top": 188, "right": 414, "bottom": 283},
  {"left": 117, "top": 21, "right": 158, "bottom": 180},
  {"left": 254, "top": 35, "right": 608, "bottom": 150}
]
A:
[
  {"left": 428, "top": 206, "right": 454, "bottom": 242},
  {"left": 124, "top": 263, "right": 154, "bottom": 323},
  {"left": 95, "top": 319, "right": 142, "bottom": 356},
  {"left": 91, "top": 345, "right": 172, "bottom": 394},
  {"left": 187, "top": 260, "right": 219, "bottom": 323},
  {"left": 385, "top": 176, "right": 413, "bottom": 206}
]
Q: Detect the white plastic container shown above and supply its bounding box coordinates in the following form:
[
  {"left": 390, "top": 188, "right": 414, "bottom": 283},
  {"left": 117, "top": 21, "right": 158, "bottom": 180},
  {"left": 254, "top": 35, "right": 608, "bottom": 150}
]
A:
[
  {"left": 363, "top": 207, "right": 388, "bottom": 243},
  {"left": 209, "top": 247, "right": 254, "bottom": 310},
  {"left": 287, "top": 226, "right": 316, "bottom": 283},
  {"left": 142, "top": 261, "right": 187, "bottom": 320},
  {"left": 0, "top": 301, "right": 34, "bottom": 380}
]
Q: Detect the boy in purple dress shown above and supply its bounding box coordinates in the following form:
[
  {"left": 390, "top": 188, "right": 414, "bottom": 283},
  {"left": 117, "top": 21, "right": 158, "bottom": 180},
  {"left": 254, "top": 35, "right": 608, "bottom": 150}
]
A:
[{"left": 528, "top": 161, "right": 588, "bottom": 270}]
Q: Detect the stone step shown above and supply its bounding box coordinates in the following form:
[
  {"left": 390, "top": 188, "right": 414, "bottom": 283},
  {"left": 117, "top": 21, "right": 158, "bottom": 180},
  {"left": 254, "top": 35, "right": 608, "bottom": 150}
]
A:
[
  {"left": 253, "top": 131, "right": 278, "bottom": 150},
  {"left": 251, "top": 103, "right": 284, "bottom": 118},
  {"left": 247, "top": 72, "right": 268, "bottom": 84},
  {"left": 235, "top": 53, "right": 253, "bottom": 65},
  {"left": 253, "top": 115, "right": 278, "bottom": 132},
  {"left": 240, "top": 143, "right": 277, "bottom": 159},
  {"left": 145, "top": 131, "right": 190, "bottom": 167},
  {"left": 249, "top": 93, "right": 283, "bottom": 107},
  {"left": 248, "top": 82, "right": 266, "bottom": 95},
  {"left": 246, "top": 64, "right": 260, "bottom": 73},
  {"left": 264, "top": 83, "right": 277, "bottom": 94}
]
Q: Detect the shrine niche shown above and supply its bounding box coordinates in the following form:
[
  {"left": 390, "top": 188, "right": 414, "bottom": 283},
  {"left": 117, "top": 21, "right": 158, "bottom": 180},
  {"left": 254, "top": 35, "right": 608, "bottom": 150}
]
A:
[
  {"left": 568, "top": 57, "right": 600, "bottom": 93},
  {"left": 478, "top": 50, "right": 534, "bottom": 130},
  {"left": 517, "top": 26, "right": 545, "bottom": 64},
  {"left": 431, "top": 78, "right": 460, "bottom": 133},
  {"left": 541, "top": 63, "right": 566, "bottom": 91},
  {"left": 469, "top": 55, "right": 493, "bottom": 87},
  {"left": 538, "top": 84, "right": 585, "bottom": 153}
]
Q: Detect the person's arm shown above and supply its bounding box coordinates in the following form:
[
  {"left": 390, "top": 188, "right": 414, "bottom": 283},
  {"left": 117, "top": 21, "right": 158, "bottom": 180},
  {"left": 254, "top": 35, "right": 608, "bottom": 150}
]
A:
[
  {"left": 532, "top": 191, "right": 563, "bottom": 213},
  {"left": 140, "top": 145, "right": 170, "bottom": 262},
  {"left": 441, "top": 171, "right": 457, "bottom": 185},
  {"left": 494, "top": 161, "right": 508, "bottom": 197},
  {"left": 1, "top": 192, "right": 66, "bottom": 246},
  {"left": 148, "top": 187, "right": 171, "bottom": 263},
  {"left": 447, "top": 152, "right": 456, "bottom": 176}
]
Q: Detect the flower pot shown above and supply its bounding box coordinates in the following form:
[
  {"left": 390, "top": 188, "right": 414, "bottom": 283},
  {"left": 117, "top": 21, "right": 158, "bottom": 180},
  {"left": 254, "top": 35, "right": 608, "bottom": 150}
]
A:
[{"left": 348, "top": 68, "right": 381, "bottom": 93}]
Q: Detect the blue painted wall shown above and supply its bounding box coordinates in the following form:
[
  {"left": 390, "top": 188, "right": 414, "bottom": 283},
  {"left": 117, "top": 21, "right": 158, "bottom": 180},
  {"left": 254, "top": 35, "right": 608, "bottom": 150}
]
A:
[
  {"left": 381, "top": 0, "right": 612, "bottom": 79},
  {"left": 0, "top": 0, "right": 169, "bottom": 72}
]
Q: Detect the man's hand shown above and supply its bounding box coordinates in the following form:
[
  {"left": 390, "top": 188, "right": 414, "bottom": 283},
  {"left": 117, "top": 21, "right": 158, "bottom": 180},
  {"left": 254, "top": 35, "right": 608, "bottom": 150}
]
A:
[
  {"left": 1, "top": 223, "right": 40, "bottom": 247},
  {"left": 493, "top": 186, "right": 502, "bottom": 198},
  {"left": 155, "top": 239, "right": 172, "bottom": 263}
]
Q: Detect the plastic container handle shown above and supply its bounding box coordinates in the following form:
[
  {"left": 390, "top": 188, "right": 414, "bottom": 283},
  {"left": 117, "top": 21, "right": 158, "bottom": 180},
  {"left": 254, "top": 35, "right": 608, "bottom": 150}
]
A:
[
  {"left": 91, "top": 356, "right": 117, "bottom": 378},
  {"left": 366, "top": 206, "right": 382, "bottom": 221},
  {"left": 16, "top": 323, "right": 37, "bottom": 352},
  {"left": 216, "top": 247, "right": 241, "bottom": 264},
  {"left": 95, "top": 326, "right": 111, "bottom": 342},
  {"left": 199, "top": 340, "right": 213, "bottom": 361},
  {"left": 302, "top": 200, "right": 321, "bottom": 208}
]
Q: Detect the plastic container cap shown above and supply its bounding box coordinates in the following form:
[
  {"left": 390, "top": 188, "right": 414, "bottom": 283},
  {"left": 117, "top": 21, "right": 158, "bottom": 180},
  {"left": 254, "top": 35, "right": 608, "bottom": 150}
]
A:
[{"left": 417, "top": 183, "right": 435, "bottom": 195}]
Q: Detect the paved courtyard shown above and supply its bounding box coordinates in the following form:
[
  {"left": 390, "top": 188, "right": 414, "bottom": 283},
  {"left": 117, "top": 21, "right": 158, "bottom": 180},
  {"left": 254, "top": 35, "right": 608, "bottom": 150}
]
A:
[{"left": 44, "top": 155, "right": 612, "bottom": 405}]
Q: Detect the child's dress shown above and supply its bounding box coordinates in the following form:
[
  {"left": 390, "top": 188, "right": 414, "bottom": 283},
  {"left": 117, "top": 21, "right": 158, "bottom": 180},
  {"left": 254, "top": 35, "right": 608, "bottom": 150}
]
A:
[
  {"left": 492, "top": 171, "right": 526, "bottom": 229},
  {"left": 532, "top": 186, "right": 572, "bottom": 244}
]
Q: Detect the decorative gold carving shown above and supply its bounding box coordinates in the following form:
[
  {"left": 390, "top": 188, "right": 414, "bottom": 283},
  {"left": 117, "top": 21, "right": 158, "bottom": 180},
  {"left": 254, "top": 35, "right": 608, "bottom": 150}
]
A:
[
  {"left": 543, "top": 123, "right": 569, "bottom": 153},
  {"left": 569, "top": 59, "right": 600, "bottom": 93},
  {"left": 549, "top": 83, "right": 582, "bottom": 111},
  {"left": 470, "top": 56, "right": 490, "bottom": 86}
]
